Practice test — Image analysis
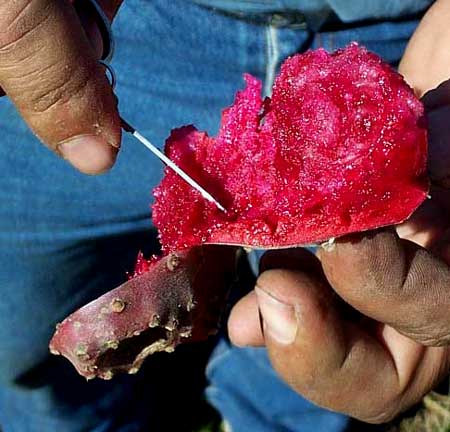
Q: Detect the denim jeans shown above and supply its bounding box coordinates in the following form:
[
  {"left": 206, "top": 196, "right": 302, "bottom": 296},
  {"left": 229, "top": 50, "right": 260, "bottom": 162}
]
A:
[
  {"left": 193, "top": 0, "right": 433, "bottom": 22},
  {"left": 0, "top": 0, "right": 423, "bottom": 430}
]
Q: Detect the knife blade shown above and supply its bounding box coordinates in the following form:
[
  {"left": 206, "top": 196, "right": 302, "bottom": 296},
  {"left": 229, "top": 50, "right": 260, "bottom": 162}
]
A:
[{"left": 121, "top": 118, "right": 227, "bottom": 213}]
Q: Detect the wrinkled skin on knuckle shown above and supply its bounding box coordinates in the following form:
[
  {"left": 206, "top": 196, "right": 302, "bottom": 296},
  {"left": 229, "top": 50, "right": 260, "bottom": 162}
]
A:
[
  {"left": 0, "top": 0, "right": 96, "bottom": 114},
  {"left": 324, "top": 232, "right": 450, "bottom": 346},
  {"left": 405, "top": 327, "right": 450, "bottom": 347},
  {"left": 20, "top": 56, "right": 90, "bottom": 114},
  {"left": 397, "top": 248, "right": 450, "bottom": 343},
  {"left": 23, "top": 69, "right": 109, "bottom": 147},
  {"left": 0, "top": 0, "right": 119, "bottom": 147},
  {"left": 0, "top": 0, "right": 52, "bottom": 52},
  {"left": 9, "top": 52, "right": 105, "bottom": 147}
]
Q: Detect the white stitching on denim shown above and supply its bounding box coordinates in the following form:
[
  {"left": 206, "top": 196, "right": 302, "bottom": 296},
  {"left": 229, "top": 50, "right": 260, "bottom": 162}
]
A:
[{"left": 264, "top": 23, "right": 279, "bottom": 97}]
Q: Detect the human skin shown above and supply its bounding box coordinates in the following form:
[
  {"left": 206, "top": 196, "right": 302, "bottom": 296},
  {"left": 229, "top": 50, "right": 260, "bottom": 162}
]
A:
[
  {"left": 0, "top": 0, "right": 124, "bottom": 174},
  {"left": 228, "top": 0, "right": 450, "bottom": 424}
]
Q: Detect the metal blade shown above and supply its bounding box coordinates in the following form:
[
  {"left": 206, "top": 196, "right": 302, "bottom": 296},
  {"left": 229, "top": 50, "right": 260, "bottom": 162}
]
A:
[{"left": 121, "top": 118, "right": 227, "bottom": 213}]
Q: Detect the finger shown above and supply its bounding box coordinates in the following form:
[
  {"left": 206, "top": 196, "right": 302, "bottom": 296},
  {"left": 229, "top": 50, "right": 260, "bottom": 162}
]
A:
[
  {"left": 255, "top": 268, "right": 396, "bottom": 422},
  {"left": 0, "top": 0, "right": 124, "bottom": 97},
  {"left": 319, "top": 229, "right": 450, "bottom": 346},
  {"left": 228, "top": 290, "right": 264, "bottom": 347},
  {"left": 255, "top": 266, "right": 449, "bottom": 423},
  {"left": 402, "top": 7, "right": 450, "bottom": 189},
  {"left": 0, "top": 0, "right": 121, "bottom": 174},
  {"left": 399, "top": 0, "right": 450, "bottom": 98},
  {"left": 228, "top": 248, "right": 323, "bottom": 347}
]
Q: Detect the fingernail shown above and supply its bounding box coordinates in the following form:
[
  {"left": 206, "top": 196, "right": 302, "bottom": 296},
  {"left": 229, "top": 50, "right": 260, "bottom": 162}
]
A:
[
  {"left": 255, "top": 286, "right": 298, "bottom": 345},
  {"left": 58, "top": 135, "right": 117, "bottom": 174}
]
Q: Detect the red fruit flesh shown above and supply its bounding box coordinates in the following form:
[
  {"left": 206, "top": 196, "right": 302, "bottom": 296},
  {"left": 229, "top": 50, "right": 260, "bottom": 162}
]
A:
[{"left": 153, "top": 44, "right": 428, "bottom": 252}]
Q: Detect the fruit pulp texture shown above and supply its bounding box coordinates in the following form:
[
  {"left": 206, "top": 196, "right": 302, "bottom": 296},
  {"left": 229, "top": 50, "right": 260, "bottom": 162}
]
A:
[{"left": 152, "top": 44, "right": 428, "bottom": 252}]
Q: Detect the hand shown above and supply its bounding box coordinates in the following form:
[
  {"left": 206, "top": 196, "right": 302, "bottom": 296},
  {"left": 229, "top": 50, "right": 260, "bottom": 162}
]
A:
[
  {"left": 228, "top": 1, "right": 450, "bottom": 423},
  {"left": 0, "top": 0, "right": 124, "bottom": 174},
  {"left": 228, "top": 225, "right": 450, "bottom": 423}
]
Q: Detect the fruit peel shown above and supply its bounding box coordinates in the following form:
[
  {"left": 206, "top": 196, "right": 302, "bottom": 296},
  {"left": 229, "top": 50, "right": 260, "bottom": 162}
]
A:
[{"left": 49, "top": 246, "right": 237, "bottom": 379}]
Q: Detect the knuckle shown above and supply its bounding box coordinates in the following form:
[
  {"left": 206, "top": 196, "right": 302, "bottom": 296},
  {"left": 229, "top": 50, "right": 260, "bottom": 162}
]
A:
[
  {"left": 0, "top": 0, "right": 99, "bottom": 115},
  {"left": 406, "top": 328, "right": 450, "bottom": 347},
  {"left": 360, "top": 398, "right": 402, "bottom": 424},
  {"left": 397, "top": 252, "right": 450, "bottom": 345},
  {"left": 0, "top": 0, "right": 52, "bottom": 53},
  {"left": 27, "top": 63, "right": 90, "bottom": 114}
]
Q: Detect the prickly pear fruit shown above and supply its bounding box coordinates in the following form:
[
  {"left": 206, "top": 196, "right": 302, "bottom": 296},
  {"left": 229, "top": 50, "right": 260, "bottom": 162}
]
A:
[
  {"left": 50, "top": 246, "right": 237, "bottom": 379},
  {"left": 153, "top": 44, "right": 428, "bottom": 252}
]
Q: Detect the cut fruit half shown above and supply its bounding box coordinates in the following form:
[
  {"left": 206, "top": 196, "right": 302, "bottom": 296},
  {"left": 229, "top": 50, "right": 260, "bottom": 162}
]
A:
[{"left": 153, "top": 44, "right": 428, "bottom": 252}]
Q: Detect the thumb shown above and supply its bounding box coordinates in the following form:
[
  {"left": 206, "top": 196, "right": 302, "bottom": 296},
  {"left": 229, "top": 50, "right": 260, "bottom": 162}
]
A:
[
  {"left": 253, "top": 269, "right": 405, "bottom": 423},
  {"left": 255, "top": 268, "right": 346, "bottom": 354},
  {"left": 254, "top": 268, "right": 351, "bottom": 391},
  {"left": 0, "top": 0, "right": 121, "bottom": 174}
]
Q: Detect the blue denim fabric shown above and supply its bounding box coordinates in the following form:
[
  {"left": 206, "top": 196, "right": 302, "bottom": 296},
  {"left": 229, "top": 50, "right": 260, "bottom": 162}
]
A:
[
  {"left": 328, "top": 0, "right": 433, "bottom": 22},
  {"left": 0, "top": 0, "right": 423, "bottom": 430},
  {"left": 206, "top": 343, "right": 349, "bottom": 432},
  {"left": 192, "top": 0, "right": 331, "bottom": 15},
  {"left": 193, "top": 0, "right": 433, "bottom": 22}
]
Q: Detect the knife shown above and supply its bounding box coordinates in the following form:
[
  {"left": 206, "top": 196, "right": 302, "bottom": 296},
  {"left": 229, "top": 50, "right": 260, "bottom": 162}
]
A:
[
  {"left": 84, "top": 0, "right": 227, "bottom": 213},
  {"left": 121, "top": 118, "right": 227, "bottom": 213}
]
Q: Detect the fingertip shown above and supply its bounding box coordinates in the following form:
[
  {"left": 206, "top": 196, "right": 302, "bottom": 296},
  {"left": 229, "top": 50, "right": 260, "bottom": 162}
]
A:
[
  {"left": 228, "top": 291, "right": 265, "bottom": 347},
  {"left": 57, "top": 134, "right": 119, "bottom": 174}
]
